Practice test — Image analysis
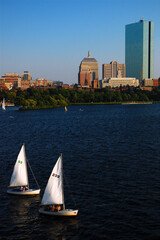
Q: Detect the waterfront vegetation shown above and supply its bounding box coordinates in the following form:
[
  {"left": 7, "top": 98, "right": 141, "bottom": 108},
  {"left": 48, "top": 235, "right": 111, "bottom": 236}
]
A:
[{"left": 1, "top": 87, "right": 160, "bottom": 110}]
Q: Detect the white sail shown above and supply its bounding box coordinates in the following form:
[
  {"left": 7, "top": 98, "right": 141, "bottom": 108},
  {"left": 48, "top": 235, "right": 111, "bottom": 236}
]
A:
[
  {"left": 41, "top": 156, "right": 63, "bottom": 205},
  {"left": 2, "top": 98, "right": 6, "bottom": 111},
  {"left": 9, "top": 144, "right": 28, "bottom": 187}
]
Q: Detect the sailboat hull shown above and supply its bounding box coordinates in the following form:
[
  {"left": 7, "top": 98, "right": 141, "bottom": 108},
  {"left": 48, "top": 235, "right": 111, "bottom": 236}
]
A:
[
  {"left": 7, "top": 189, "right": 40, "bottom": 196},
  {"left": 39, "top": 209, "right": 78, "bottom": 216}
]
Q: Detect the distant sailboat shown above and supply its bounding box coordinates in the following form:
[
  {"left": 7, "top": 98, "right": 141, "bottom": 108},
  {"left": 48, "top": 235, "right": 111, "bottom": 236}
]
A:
[
  {"left": 2, "top": 98, "right": 6, "bottom": 111},
  {"left": 65, "top": 106, "right": 67, "bottom": 112},
  {"left": 7, "top": 144, "right": 40, "bottom": 196},
  {"left": 39, "top": 154, "right": 78, "bottom": 216}
]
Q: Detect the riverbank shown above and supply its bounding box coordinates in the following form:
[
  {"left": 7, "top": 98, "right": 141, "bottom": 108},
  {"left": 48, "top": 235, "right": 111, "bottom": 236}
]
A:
[
  {"left": 121, "top": 101, "right": 153, "bottom": 104},
  {"left": 71, "top": 101, "right": 153, "bottom": 106},
  {"left": 2, "top": 88, "right": 160, "bottom": 111},
  {"left": 6, "top": 103, "right": 15, "bottom": 106},
  {"left": 18, "top": 101, "right": 156, "bottom": 110},
  {"left": 71, "top": 102, "right": 121, "bottom": 105},
  {"left": 19, "top": 105, "right": 63, "bottom": 111},
  {"left": 0, "top": 101, "right": 15, "bottom": 106}
]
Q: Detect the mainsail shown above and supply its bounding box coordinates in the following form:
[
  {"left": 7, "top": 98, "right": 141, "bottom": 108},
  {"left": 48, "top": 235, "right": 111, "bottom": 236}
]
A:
[
  {"left": 2, "top": 98, "right": 6, "bottom": 111},
  {"left": 9, "top": 144, "right": 28, "bottom": 187},
  {"left": 41, "top": 156, "right": 64, "bottom": 205}
]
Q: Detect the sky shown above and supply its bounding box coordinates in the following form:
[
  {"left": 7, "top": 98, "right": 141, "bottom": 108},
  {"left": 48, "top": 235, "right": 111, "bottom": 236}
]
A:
[{"left": 0, "top": 0, "right": 160, "bottom": 84}]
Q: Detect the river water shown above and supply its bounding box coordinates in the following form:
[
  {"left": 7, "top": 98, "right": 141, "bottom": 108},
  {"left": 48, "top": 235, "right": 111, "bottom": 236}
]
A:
[{"left": 0, "top": 104, "right": 159, "bottom": 240}]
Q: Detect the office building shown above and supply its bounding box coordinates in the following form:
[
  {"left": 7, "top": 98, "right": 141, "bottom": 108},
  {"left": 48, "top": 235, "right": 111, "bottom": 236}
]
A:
[
  {"left": 21, "top": 80, "right": 30, "bottom": 90},
  {"left": 21, "top": 71, "right": 31, "bottom": 90},
  {"left": 21, "top": 71, "right": 32, "bottom": 81},
  {"left": 143, "top": 78, "right": 159, "bottom": 87},
  {"left": 0, "top": 73, "right": 21, "bottom": 88},
  {"left": 78, "top": 50, "right": 99, "bottom": 88},
  {"left": 100, "top": 77, "right": 139, "bottom": 88},
  {"left": 35, "top": 78, "right": 48, "bottom": 87},
  {"left": 125, "top": 19, "right": 154, "bottom": 82},
  {"left": 102, "top": 61, "right": 125, "bottom": 79}
]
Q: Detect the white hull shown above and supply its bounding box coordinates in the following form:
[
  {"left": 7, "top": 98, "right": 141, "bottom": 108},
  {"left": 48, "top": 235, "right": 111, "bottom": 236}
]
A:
[
  {"left": 39, "top": 209, "right": 78, "bottom": 216},
  {"left": 7, "top": 189, "right": 40, "bottom": 196}
]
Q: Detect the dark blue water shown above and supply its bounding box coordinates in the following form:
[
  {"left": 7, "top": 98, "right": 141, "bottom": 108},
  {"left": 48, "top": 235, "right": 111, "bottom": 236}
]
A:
[{"left": 0, "top": 104, "right": 159, "bottom": 240}]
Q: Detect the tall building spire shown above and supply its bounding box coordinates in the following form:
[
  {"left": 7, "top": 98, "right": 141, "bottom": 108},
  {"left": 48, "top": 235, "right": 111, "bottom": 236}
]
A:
[{"left": 88, "top": 50, "right": 90, "bottom": 58}]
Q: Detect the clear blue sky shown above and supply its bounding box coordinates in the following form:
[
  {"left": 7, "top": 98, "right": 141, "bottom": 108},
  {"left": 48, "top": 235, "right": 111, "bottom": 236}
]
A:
[{"left": 0, "top": 0, "right": 160, "bottom": 84}]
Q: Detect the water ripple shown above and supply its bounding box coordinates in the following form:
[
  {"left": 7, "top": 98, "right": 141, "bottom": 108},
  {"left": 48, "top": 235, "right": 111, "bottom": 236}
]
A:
[{"left": 0, "top": 105, "right": 160, "bottom": 240}]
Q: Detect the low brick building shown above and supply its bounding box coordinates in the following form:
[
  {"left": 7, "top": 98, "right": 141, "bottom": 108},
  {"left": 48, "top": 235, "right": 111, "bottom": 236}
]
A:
[
  {"left": 35, "top": 78, "right": 48, "bottom": 87},
  {"left": 0, "top": 73, "right": 21, "bottom": 89},
  {"left": 100, "top": 77, "right": 139, "bottom": 88},
  {"left": 21, "top": 80, "right": 30, "bottom": 90},
  {"left": 143, "top": 78, "right": 160, "bottom": 88}
]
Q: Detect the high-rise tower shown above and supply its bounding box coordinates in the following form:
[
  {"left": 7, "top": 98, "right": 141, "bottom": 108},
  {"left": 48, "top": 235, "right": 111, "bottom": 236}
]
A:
[
  {"left": 125, "top": 20, "right": 154, "bottom": 82},
  {"left": 102, "top": 61, "right": 126, "bottom": 79},
  {"left": 78, "top": 51, "right": 99, "bottom": 88},
  {"left": 21, "top": 71, "right": 32, "bottom": 80}
]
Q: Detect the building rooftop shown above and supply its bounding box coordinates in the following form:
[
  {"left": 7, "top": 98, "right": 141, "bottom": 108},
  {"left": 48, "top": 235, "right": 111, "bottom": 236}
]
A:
[{"left": 81, "top": 50, "right": 97, "bottom": 63}]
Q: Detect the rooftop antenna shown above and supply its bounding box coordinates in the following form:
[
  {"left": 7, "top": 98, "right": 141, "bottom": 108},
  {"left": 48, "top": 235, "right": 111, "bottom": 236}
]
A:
[{"left": 88, "top": 49, "right": 91, "bottom": 58}]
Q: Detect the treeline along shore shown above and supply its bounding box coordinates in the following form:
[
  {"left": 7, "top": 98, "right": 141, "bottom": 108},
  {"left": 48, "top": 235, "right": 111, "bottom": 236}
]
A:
[{"left": 1, "top": 87, "right": 160, "bottom": 110}]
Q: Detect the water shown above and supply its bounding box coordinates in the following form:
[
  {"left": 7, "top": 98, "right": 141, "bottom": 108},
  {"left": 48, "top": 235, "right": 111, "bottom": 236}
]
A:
[{"left": 0, "top": 104, "right": 159, "bottom": 240}]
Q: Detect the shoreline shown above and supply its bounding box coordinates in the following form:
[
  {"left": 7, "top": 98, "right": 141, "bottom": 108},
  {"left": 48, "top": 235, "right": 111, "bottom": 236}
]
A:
[
  {"left": 0, "top": 102, "right": 15, "bottom": 107},
  {"left": 121, "top": 101, "right": 153, "bottom": 105},
  {"left": 71, "top": 101, "right": 153, "bottom": 105},
  {"left": 17, "top": 101, "right": 156, "bottom": 111}
]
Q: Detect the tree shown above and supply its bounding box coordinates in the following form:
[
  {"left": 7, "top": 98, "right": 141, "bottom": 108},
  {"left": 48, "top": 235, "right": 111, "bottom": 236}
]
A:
[{"left": 24, "top": 99, "right": 37, "bottom": 108}]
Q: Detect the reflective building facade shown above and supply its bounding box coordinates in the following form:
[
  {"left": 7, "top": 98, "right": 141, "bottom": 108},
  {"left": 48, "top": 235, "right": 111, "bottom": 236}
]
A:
[{"left": 125, "top": 20, "right": 154, "bottom": 82}]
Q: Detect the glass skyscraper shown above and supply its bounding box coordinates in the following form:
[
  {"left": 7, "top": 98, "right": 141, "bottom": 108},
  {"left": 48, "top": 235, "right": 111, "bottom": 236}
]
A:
[{"left": 125, "top": 20, "right": 154, "bottom": 82}]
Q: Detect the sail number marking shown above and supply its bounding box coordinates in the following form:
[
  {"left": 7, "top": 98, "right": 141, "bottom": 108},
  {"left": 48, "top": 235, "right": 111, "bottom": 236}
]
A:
[
  {"left": 18, "top": 160, "right": 23, "bottom": 164},
  {"left": 52, "top": 173, "right": 60, "bottom": 178}
]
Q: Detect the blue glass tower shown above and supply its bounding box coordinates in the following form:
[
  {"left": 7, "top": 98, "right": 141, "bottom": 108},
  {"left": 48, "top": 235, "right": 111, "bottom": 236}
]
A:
[{"left": 125, "top": 20, "right": 154, "bottom": 82}]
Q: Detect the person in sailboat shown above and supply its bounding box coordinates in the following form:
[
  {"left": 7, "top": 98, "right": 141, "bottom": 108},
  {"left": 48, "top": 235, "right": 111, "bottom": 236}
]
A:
[
  {"left": 39, "top": 154, "right": 78, "bottom": 216},
  {"left": 25, "top": 185, "right": 29, "bottom": 191},
  {"left": 18, "top": 185, "right": 27, "bottom": 192},
  {"left": 7, "top": 144, "right": 41, "bottom": 196},
  {"left": 50, "top": 205, "right": 55, "bottom": 212},
  {"left": 55, "top": 205, "right": 61, "bottom": 212}
]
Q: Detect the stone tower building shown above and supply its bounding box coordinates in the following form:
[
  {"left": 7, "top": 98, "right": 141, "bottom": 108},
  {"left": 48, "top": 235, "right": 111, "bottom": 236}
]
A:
[{"left": 78, "top": 51, "right": 99, "bottom": 88}]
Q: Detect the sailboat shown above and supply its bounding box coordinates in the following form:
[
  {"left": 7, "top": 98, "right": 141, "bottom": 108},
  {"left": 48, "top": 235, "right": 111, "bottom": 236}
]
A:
[
  {"left": 2, "top": 98, "right": 6, "bottom": 111},
  {"left": 65, "top": 106, "right": 67, "bottom": 112},
  {"left": 7, "top": 144, "right": 40, "bottom": 196},
  {"left": 39, "top": 154, "right": 78, "bottom": 216}
]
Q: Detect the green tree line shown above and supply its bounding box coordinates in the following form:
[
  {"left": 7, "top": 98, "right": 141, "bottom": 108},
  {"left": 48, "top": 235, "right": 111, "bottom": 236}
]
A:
[{"left": 1, "top": 87, "right": 160, "bottom": 110}]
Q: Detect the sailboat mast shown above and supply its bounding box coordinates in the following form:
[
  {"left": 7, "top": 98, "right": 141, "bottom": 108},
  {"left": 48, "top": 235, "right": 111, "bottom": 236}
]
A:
[
  {"left": 61, "top": 153, "right": 65, "bottom": 210},
  {"left": 23, "top": 144, "right": 29, "bottom": 188}
]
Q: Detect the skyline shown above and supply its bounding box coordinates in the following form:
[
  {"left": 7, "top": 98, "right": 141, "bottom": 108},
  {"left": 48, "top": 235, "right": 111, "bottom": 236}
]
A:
[{"left": 1, "top": 0, "right": 160, "bottom": 84}]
